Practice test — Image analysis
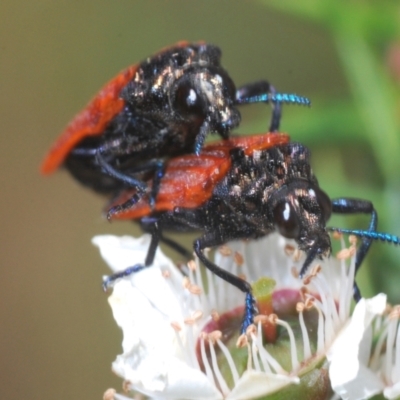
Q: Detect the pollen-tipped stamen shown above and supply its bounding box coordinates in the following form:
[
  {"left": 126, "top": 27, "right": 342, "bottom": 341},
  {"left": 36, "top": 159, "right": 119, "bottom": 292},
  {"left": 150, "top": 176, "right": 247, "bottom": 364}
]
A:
[
  {"left": 296, "top": 301, "right": 312, "bottom": 360},
  {"left": 208, "top": 331, "right": 230, "bottom": 397}
]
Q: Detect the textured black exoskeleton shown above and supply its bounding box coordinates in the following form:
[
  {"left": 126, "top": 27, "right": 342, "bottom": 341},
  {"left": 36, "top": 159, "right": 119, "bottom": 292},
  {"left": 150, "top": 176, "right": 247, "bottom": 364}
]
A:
[
  {"left": 105, "top": 138, "right": 400, "bottom": 333},
  {"left": 42, "top": 42, "right": 310, "bottom": 205}
]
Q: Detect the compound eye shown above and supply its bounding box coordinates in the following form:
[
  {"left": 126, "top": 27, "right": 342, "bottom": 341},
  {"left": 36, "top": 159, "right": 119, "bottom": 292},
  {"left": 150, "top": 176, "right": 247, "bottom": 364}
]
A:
[
  {"left": 174, "top": 80, "right": 206, "bottom": 119},
  {"left": 273, "top": 201, "right": 300, "bottom": 239}
]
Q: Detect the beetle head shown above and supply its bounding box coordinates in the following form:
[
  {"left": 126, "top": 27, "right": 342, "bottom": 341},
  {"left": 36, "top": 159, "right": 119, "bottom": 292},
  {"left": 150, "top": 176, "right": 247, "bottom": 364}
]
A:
[
  {"left": 268, "top": 180, "right": 332, "bottom": 277},
  {"left": 170, "top": 66, "right": 241, "bottom": 136}
]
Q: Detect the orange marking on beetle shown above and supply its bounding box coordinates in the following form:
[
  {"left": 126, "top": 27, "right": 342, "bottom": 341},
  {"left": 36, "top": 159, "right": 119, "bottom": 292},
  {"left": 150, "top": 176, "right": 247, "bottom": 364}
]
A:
[
  {"left": 40, "top": 41, "right": 209, "bottom": 175},
  {"left": 41, "top": 65, "right": 138, "bottom": 174}
]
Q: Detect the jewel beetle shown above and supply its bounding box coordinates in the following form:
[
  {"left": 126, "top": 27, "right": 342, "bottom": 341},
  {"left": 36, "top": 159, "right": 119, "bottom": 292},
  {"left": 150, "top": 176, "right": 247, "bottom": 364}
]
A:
[
  {"left": 103, "top": 133, "right": 400, "bottom": 334},
  {"left": 41, "top": 42, "right": 310, "bottom": 204}
]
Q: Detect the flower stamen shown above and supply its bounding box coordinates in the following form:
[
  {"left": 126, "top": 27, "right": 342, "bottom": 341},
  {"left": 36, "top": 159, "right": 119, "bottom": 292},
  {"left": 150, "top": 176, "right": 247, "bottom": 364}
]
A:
[
  {"left": 234, "top": 251, "right": 244, "bottom": 266},
  {"left": 309, "top": 296, "right": 326, "bottom": 354},
  {"left": 303, "top": 267, "right": 338, "bottom": 345},
  {"left": 211, "top": 309, "right": 220, "bottom": 322},
  {"left": 236, "top": 333, "right": 248, "bottom": 348},
  {"left": 200, "top": 332, "right": 215, "bottom": 385},
  {"left": 284, "top": 244, "right": 295, "bottom": 256},
  {"left": 188, "top": 283, "right": 202, "bottom": 295},
  {"left": 274, "top": 314, "right": 300, "bottom": 371},
  {"left": 296, "top": 301, "right": 312, "bottom": 360},
  {"left": 103, "top": 388, "right": 117, "bottom": 400},
  {"left": 184, "top": 310, "right": 203, "bottom": 325},
  {"left": 219, "top": 245, "right": 232, "bottom": 257},
  {"left": 216, "top": 337, "right": 240, "bottom": 384},
  {"left": 208, "top": 331, "right": 230, "bottom": 396},
  {"left": 253, "top": 318, "right": 287, "bottom": 374},
  {"left": 96, "top": 232, "right": 369, "bottom": 400},
  {"left": 189, "top": 257, "right": 210, "bottom": 313},
  {"left": 251, "top": 333, "right": 262, "bottom": 372}
]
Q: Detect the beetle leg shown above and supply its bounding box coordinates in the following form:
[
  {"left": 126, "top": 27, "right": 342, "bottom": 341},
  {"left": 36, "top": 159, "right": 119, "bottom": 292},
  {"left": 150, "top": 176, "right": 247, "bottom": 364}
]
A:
[
  {"left": 148, "top": 161, "right": 165, "bottom": 208},
  {"left": 236, "top": 81, "right": 281, "bottom": 132},
  {"left": 110, "top": 159, "right": 166, "bottom": 208},
  {"left": 140, "top": 217, "right": 194, "bottom": 260},
  {"left": 236, "top": 80, "right": 275, "bottom": 100},
  {"left": 331, "top": 198, "right": 377, "bottom": 273},
  {"left": 193, "top": 119, "right": 210, "bottom": 155},
  {"left": 106, "top": 193, "right": 142, "bottom": 220},
  {"left": 102, "top": 222, "right": 161, "bottom": 290},
  {"left": 194, "top": 234, "right": 257, "bottom": 334},
  {"left": 95, "top": 149, "right": 147, "bottom": 192},
  {"left": 96, "top": 152, "right": 165, "bottom": 208},
  {"left": 330, "top": 198, "right": 377, "bottom": 302}
]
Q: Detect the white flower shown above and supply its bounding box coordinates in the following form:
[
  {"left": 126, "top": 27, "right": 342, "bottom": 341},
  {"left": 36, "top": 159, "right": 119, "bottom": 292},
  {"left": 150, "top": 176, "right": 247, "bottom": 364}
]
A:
[
  {"left": 93, "top": 233, "right": 396, "bottom": 400},
  {"left": 380, "top": 306, "right": 400, "bottom": 399},
  {"left": 328, "top": 294, "right": 400, "bottom": 400},
  {"left": 328, "top": 294, "right": 387, "bottom": 399}
]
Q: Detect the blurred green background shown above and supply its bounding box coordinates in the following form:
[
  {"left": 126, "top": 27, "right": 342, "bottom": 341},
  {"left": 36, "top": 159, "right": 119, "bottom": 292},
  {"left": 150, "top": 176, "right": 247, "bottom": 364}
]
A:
[{"left": 1, "top": 1, "right": 399, "bottom": 399}]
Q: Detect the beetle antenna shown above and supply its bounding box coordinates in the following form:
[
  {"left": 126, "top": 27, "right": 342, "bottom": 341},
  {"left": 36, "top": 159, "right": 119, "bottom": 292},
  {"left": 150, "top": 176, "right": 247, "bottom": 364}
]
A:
[
  {"left": 328, "top": 227, "right": 400, "bottom": 246},
  {"left": 236, "top": 92, "right": 311, "bottom": 107}
]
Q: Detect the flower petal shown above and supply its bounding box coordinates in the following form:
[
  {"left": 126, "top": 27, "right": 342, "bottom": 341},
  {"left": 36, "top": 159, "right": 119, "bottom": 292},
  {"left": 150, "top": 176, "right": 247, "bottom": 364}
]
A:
[
  {"left": 226, "top": 370, "right": 299, "bottom": 400},
  {"left": 384, "top": 381, "right": 400, "bottom": 399},
  {"left": 328, "top": 294, "right": 387, "bottom": 400},
  {"left": 113, "top": 355, "right": 223, "bottom": 399},
  {"left": 94, "top": 235, "right": 222, "bottom": 399},
  {"left": 92, "top": 234, "right": 179, "bottom": 273}
]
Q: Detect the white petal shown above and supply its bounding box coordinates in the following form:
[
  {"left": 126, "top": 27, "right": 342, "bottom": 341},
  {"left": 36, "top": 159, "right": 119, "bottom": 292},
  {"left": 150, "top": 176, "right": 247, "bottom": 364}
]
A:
[
  {"left": 108, "top": 277, "right": 185, "bottom": 393},
  {"left": 328, "top": 294, "right": 387, "bottom": 400},
  {"left": 384, "top": 380, "right": 400, "bottom": 399},
  {"left": 112, "top": 356, "right": 223, "bottom": 399},
  {"left": 113, "top": 393, "right": 133, "bottom": 400},
  {"left": 93, "top": 234, "right": 186, "bottom": 322},
  {"left": 108, "top": 276, "right": 181, "bottom": 353},
  {"left": 152, "top": 358, "right": 223, "bottom": 400},
  {"left": 94, "top": 235, "right": 222, "bottom": 398},
  {"left": 226, "top": 370, "right": 299, "bottom": 400},
  {"left": 92, "top": 234, "right": 179, "bottom": 273}
]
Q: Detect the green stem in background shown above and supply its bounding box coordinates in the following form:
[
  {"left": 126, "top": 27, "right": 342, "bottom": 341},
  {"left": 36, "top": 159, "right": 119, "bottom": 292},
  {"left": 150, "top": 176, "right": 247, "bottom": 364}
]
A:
[
  {"left": 334, "top": 32, "right": 400, "bottom": 267},
  {"left": 334, "top": 33, "right": 400, "bottom": 182},
  {"left": 261, "top": 0, "right": 400, "bottom": 179}
]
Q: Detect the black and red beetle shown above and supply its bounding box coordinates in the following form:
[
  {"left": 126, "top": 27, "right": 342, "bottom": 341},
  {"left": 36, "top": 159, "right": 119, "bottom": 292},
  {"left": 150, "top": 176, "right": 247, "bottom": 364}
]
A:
[
  {"left": 103, "top": 133, "right": 400, "bottom": 333},
  {"left": 41, "top": 42, "right": 310, "bottom": 204}
]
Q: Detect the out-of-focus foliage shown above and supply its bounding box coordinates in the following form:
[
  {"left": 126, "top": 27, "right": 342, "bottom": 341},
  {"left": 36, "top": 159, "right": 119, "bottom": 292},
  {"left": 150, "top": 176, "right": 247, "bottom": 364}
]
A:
[{"left": 253, "top": 1, "right": 400, "bottom": 302}]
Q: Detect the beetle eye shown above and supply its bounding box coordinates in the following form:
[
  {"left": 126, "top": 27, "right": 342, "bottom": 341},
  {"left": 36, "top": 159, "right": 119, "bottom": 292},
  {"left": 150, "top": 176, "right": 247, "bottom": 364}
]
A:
[
  {"left": 273, "top": 201, "right": 300, "bottom": 239},
  {"left": 174, "top": 81, "right": 206, "bottom": 118}
]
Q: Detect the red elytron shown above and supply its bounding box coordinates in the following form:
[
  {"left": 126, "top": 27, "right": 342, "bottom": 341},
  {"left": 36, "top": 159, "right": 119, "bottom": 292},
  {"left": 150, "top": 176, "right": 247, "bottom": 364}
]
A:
[
  {"left": 41, "top": 65, "right": 138, "bottom": 174},
  {"left": 41, "top": 41, "right": 193, "bottom": 175}
]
